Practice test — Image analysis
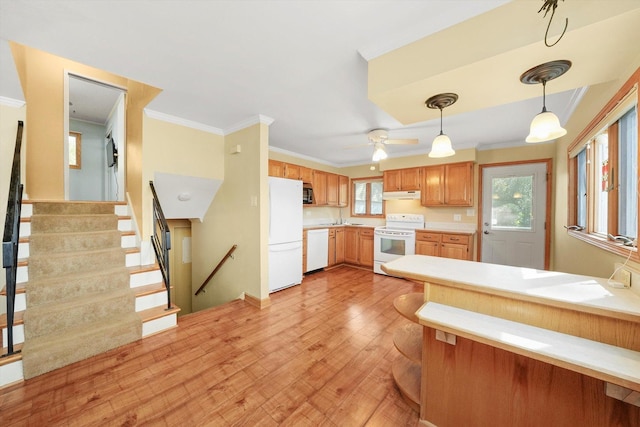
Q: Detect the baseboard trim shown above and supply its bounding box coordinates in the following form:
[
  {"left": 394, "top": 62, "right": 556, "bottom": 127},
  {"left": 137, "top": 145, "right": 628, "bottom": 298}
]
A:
[{"left": 244, "top": 292, "right": 271, "bottom": 309}]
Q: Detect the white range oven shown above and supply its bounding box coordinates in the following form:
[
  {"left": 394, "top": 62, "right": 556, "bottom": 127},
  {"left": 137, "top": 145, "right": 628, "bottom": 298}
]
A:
[{"left": 374, "top": 214, "right": 424, "bottom": 275}]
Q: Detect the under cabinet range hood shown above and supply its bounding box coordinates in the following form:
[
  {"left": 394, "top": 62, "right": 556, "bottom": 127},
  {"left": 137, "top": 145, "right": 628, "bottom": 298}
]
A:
[{"left": 382, "top": 190, "right": 421, "bottom": 200}]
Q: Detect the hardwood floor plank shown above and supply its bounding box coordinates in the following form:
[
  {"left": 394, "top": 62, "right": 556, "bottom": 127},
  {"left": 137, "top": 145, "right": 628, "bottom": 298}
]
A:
[{"left": 0, "top": 267, "right": 422, "bottom": 426}]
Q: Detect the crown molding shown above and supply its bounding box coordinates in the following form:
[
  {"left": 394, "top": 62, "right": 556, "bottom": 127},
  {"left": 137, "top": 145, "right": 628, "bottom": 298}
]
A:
[
  {"left": 144, "top": 109, "right": 224, "bottom": 135},
  {"left": 0, "top": 96, "right": 26, "bottom": 108},
  {"left": 224, "top": 114, "right": 274, "bottom": 135},
  {"left": 269, "top": 146, "right": 339, "bottom": 168}
]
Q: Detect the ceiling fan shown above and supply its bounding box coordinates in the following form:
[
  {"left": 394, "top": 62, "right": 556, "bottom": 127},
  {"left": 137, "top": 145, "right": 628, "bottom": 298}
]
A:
[
  {"left": 366, "top": 128, "right": 418, "bottom": 162},
  {"left": 345, "top": 128, "right": 419, "bottom": 162}
]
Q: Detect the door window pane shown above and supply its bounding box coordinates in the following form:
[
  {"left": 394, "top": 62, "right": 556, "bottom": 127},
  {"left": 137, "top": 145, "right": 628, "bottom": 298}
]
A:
[{"left": 490, "top": 175, "right": 534, "bottom": 230}]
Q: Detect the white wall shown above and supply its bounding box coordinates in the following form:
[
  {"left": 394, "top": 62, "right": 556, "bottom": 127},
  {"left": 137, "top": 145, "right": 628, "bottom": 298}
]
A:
[{"left": 69, "top": 119, "right": 107, "bottom": 201}]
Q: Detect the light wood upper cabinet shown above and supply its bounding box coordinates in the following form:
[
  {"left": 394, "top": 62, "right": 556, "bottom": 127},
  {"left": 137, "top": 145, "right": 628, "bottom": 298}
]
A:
[
  {"left": 383, "top": 167, "right": 422, "bottom": 191},
  {"left": 300, "top": 166, "right": 313, "bottom": 184},
  {"left": 421, "top": 161, "right": 474, "bottom": 207},
  {"left": 313, "top": 170, "right": 328, "bottom": 205},
  {"left": 326, "top": 173, "right": 339, "bottom": 206},
  {"left": 284, "top": 163, "right": 301, "bottom": 180},
  {"left": 444, "top": 161, "right": 474, "bottom": 206},
  {"left": 338, "top": 175, "right": 349, "bottom": 207},
  {"left": 268, "top": 160, "right": 285, "bottom": 177},
  {"left": 421, "top": 165, "right": 445, "bottom": 206}
]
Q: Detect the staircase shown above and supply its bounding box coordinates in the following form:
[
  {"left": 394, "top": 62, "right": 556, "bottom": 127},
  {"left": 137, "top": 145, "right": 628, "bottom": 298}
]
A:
[{"left": 0, "top": 201, "right": 179, "bottom": 386}]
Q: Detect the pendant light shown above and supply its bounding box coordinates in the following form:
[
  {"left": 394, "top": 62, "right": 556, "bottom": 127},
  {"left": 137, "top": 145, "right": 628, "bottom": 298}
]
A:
[
  {"left": 371, "top": 141, "right": 388, "bottom": 162},
  {"left": 425, "top": 93, "right": 458, "bottom": 158},
  {"left": 520, "top": 60, "right": 571, "bottom": 143}
]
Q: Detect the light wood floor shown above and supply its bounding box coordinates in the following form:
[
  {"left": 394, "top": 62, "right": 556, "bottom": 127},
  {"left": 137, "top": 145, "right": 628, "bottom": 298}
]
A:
[{"left": 1, "top": 266, "right": 423, "bottom": 426}]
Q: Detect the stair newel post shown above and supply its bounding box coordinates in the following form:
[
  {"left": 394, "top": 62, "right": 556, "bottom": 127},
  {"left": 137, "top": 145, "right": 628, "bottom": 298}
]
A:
[{"left": 149, "top": 181, "right": 172, "bottom": 310}]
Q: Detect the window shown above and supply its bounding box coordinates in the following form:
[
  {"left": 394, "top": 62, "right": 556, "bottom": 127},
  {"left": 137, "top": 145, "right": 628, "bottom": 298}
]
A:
[
  {"left": 69, "top": 131, "right": 81, "bottom": 169},
  {"left": 568, "top": 69, "right": 638, "bottom": 259},
  {"left": 351, "top": 177, "right": 384, "bottom": 217}
]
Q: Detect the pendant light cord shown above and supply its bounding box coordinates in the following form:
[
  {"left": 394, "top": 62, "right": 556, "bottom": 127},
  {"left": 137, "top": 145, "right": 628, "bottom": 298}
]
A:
[
  {"left": 541, "top": 80, "right": 548, "bottom": 113},
  {"left": 439, "top": 107, "right": 444, "bottom": 135}
]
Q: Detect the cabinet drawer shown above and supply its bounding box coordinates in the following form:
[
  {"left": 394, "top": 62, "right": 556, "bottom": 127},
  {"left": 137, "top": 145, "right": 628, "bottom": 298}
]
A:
[
  {"left": 416, "top": 232, "right": 441, "bottom": 243},
  {"left": 359, "top": 228, "right": 374, "bottom": 237},
  {"left": 442, "top": 234, "right": 469, "bottom": 244}
]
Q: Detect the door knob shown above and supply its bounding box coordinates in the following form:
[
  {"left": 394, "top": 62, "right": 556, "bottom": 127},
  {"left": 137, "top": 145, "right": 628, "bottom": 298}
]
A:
[{"left": 483, "top": 230, "right": 489, "bottom": 234}]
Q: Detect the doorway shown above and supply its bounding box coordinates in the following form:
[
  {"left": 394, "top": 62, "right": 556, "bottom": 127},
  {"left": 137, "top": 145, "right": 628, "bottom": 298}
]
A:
[
  {"left": 479, "top": 160, "right": 551, "bottom": 269},
  {"left": 169, "top": 221, "right": 193, "bottom": 316},
  {"left": 66, "top": 74, "right": 126, "bottom": 201}
]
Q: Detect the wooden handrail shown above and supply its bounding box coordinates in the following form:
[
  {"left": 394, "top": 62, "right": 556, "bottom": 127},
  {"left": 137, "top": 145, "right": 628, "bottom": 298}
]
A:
[
  {"left": 2, "top": 121, "right": 24, "bottom": 357},
  {"left": 195, "top": 244, "right": 237, "bottom": 296}
]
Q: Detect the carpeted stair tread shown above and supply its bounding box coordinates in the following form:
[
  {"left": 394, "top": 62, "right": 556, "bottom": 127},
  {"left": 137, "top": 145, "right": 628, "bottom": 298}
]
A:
[
  {"left": 27, "top": 247, "right": 125, "bottom": 279},
  {"left": 32, "top": 202, "right": 117, "bottom": 215},
  {"left": 23, "top": 287, "right": 136, "bottom": 340},
  {"left": 21, "top": 312, "right": 142, "bottom": 379},
  {"left": 30, "top": 214, "right": 118, "bottom": 234},
  {"left": 29, "top": 229, "right": 122, "bottom": 254},
  {"left": 26, "top": 266, "right": 131, "bottom": 307}
]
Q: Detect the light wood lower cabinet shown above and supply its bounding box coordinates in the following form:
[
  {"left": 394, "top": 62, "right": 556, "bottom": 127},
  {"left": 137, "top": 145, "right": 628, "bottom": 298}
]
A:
[
  {"left": 415, "top": 230, "right": 473, "bottom": 260},
  {"left": 344, "top": 226, "right": 374, "bottom": 267},
  {"left": 335, "top": 228, "right": 345, "bottom": 264},
  {"left": 328, "top": 228, "right": 336, "bottom": 266}
]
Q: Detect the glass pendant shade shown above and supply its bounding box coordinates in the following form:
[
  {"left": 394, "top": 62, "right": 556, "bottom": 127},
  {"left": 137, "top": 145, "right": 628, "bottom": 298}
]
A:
[
  {"left": 428, "top": 133, "right": 455, "bottom": 158},
  {"left": 525, "top": 109, "right": 567, "bottom": 143},
  {"left": 372, "top": 142, "right": 387, "bottom": 162}
]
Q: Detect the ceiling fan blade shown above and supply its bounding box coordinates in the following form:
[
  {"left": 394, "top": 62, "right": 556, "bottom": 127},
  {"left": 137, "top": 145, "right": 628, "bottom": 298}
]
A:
[{"left": 384, "top": 138, "right": 419, "bottom": 145}]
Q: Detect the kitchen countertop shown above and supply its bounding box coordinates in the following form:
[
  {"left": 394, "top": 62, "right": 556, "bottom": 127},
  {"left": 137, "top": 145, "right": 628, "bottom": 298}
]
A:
[
  {"left": 382, "top": 255, "right": 640, "bottom": 321},
  {"left": 303, "top": 223, "right": 375, "bottom": 230}
]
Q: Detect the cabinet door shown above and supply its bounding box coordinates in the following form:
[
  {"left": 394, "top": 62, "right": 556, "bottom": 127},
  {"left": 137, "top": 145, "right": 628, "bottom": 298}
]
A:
[
  {"left": 401, "top": 167, "right": 422, "bottom": 190},
  {"left": 268, "top": 160, "right": 285, "bottom": 177},
  {"left": 344, "top": 227, "right": 359, "bottom": 264},
  {"left": 328, "top": 229, "right": 336, "bottom": 266},
  {"left": 326, "top": 173, "right": 339, "bottom": 206},
  {"left": 358, "top": 228, "right": 374, "bottom": 267},
  {"left": 284, "top": 163, "right": 301, "bottom": 180},
  {"left": 421, "top": 165, "right": 445, "bottom": 206},
  {"left": 445, "top": 162, "right": 474, "bottom": 206},
  {"left": 335, "top": 228, "right": 345, "bottom": 264},
  {"left": 416, "top": 241, "right": 440, "bottom": 256},
  {"left": 313, "top": 171, "right": 328, "bottom": 205},
  {"left": 300, "top": 166, "right": 313, "bottom": 184},
  {"left": 441, "top": 243, "right": 468, "bottom": 260},
  {"left": 383, "top": 170, "right": 402, "bottom": 191},
  {"left": 338, "top": 175, "right": 349, "bottom": 207}
]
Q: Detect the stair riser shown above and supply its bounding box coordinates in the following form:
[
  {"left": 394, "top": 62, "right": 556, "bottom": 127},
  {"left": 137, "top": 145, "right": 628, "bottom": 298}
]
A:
[
  {"left": 2, "top": 324, "right": 24, "bottom": 346},
  {"left": 29, "top": 231, "right": 122, "bottom": 254},
  {"left": 20, "top": 218, "right": 132, "bottom": 239},
  {"left": 0, "top": 360, "right": 23, "bottom": 387},
  {"left": 143, "top": 313, "right": 177, "bottom": 337},
  {"left": 31, "top": 216, "right": 118, "bottom": 234},
  {"left": 32, "top": 203, "right": 117, "bottom": 215},
  {"left": 136, "top": 292, "right": 169, "bottom": 312},
  {"left": 24, "top": 291, "right": 135, "bottom": 340},
  {"left": 28, "top": 250, "right": 125, "bottom": 279}
]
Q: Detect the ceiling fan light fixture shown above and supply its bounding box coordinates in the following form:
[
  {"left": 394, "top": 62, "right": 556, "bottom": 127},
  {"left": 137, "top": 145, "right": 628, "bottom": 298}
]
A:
[
  {"left": 425, "top": 93, "right": 458, "bottom": 159},
  {"left": 520, "top": 60, "right": 571, "bottom": 143},
  {"left": 372, "top": 142, "right": 388, "bottom": 162},
  {"left": 429, "top": 133, "right": 455, "bottom": 158}
]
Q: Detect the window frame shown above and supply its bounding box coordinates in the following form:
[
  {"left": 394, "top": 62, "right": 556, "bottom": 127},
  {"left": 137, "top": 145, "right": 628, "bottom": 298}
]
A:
[
  {"left": 69, "top": 131, "right": 82, "bottom": 169},
  {"left": 567, "top": 68, "right": 639, "bottom": 260},
  {"left": 351, "top": 176, "right": 385, "bottom": 218}
]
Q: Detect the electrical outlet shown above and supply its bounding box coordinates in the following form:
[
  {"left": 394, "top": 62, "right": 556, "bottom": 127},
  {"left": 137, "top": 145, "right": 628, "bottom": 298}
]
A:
[
  {"left": 618, "top": 269, "right": 632, "bottom": 288},
  {"left": 453, "top": 214, "right": 462, "bottom": 222}
]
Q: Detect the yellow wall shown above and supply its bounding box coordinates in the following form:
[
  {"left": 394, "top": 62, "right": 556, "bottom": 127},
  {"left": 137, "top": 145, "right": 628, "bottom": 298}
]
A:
[
  {"left": 552, "top": 57, "right": 640, "bottom": 278},
  {"left": 141, "top": 116, "right": 224, "bottom": 239},
  {"left": 10, "top": 42, "right": 161, "bottom": 228},
  {"left": 192, "top": 123, "right": 268, "bottom": 309},
  {"left": 0, "top": 103, "right": 26, "bottom": 296}
]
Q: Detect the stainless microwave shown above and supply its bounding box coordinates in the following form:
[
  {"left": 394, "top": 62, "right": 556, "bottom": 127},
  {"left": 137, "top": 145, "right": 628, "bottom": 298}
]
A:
[{"left": 303, "top": 186, "right": 314, "bottom": 204}]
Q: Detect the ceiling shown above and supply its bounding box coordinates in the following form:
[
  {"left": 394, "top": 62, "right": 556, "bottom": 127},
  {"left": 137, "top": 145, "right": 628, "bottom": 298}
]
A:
[{"left": 1, "top": 1, "right": 639, "bottom": 167}]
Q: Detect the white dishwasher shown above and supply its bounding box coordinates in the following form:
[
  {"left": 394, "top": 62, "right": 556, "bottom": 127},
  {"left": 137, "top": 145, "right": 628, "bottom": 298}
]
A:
[{"left": 306, "top": 228, "right": 329, "bottom": 272}]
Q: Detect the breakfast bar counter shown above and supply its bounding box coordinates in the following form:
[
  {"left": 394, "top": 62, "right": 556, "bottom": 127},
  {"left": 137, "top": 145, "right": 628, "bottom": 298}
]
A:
[{"left": 382, "top": 255, "right": 640, "bottom": 427}]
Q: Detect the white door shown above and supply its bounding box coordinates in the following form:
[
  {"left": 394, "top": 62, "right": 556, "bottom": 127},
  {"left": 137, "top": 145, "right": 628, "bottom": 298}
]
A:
[{"left": 481, "top": 162, "right": 548, "bottom": 269}]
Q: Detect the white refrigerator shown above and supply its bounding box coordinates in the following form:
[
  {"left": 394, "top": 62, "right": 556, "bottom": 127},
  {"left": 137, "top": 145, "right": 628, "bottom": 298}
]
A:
[{"left": 268, "top": 177, "right": 303, "bottom": 293}]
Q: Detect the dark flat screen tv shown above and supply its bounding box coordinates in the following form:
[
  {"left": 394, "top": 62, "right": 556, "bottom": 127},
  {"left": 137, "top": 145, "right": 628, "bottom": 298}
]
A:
[{"left": 107, "top": 137, "right": 118, "bottom": 167}]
